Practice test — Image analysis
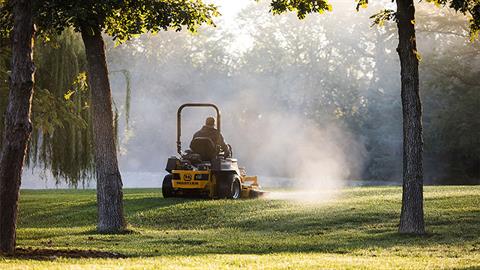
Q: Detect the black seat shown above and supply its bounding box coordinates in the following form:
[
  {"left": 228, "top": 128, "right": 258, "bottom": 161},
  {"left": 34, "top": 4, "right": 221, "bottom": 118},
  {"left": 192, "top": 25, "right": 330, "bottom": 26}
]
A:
[{"left": 190, "top": 137, "right": 217, "bottom": 161}]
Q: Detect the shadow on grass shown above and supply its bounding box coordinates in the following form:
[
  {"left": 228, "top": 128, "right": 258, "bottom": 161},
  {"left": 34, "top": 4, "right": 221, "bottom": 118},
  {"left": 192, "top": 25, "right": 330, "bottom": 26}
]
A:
[
  {"left": 1, "top": 247, "right": 126, "bottom": 260},
  {"left": 18, "top": 196, "right": 193, "bottom": 228}
]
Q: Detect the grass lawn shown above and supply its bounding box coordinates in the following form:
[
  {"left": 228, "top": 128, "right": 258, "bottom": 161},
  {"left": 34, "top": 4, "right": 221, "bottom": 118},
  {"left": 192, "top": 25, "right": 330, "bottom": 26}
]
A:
[{"left": 1, "top": 186, "right": 479, "bottom": 269}]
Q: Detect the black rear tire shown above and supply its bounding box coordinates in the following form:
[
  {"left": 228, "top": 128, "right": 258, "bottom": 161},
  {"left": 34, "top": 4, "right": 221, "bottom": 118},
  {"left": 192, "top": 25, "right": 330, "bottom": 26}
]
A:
[
  {"left": 162, "top": 174, "right": 174, "bottom": 198},
  {"left": 217, "top": 173, "right": 241, "bottom": 199}
]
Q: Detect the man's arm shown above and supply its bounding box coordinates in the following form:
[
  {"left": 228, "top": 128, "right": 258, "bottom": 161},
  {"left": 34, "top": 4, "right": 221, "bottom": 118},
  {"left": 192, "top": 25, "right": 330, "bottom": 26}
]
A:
[{"left": 218, "top": 133, "right": 231, "bottom": 157}]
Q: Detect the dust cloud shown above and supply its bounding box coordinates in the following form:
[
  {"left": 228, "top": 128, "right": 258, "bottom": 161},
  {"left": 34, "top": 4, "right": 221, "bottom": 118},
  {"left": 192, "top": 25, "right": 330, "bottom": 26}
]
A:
[{"left": 226, "top": 110, "right": 365, "bottom": 202}]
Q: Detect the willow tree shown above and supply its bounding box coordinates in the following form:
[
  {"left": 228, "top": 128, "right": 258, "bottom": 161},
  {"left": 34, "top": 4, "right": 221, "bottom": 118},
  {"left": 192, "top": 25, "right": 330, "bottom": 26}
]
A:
[
  {"left": 1, "top": 29, "right": 132, "bottom": 187},
  {"left": 1, "top": 30, "right": 98, "bottom": 186},
  {"left": 28, "top": 30, "right": 94, "bottom": 186},
  {"left": 267, "top": 0, "right": 479, "bottom": 234}
]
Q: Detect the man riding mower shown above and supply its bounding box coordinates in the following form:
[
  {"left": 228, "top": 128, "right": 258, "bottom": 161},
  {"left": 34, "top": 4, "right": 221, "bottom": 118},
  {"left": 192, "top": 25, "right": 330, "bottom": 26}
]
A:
[{"left": 162, "top": 103, "right": 265, "bottom": 199}]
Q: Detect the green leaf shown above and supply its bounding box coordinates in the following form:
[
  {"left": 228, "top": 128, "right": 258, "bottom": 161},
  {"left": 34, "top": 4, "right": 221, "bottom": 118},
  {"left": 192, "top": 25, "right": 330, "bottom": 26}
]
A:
[{"left": 64, "top": 89, "right": 75, "bottom": 100}]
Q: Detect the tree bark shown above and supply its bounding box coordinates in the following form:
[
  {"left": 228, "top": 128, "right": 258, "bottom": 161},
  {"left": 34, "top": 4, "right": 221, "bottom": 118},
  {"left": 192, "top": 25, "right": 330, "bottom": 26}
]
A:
[
  {"left": 396, "top": 0, "right": 425, "bottom": 234},
  {"left": 0, "top": 0, "right": 35, "bottom": 254},
  {"left": 80, "top": 27, "right": 126, "bottom": 233}
]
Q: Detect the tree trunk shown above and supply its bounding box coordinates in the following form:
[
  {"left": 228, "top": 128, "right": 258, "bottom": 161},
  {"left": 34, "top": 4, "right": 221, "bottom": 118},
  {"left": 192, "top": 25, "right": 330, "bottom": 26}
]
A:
[
  {"left": 80, "top": 27, "right": 126, "bottom": 233},
  {"left": 0, "top": 0, "right": 35, "bottom": 254},
  {"left": 396, "top": 0, "right": 425, "bottom": 234}
]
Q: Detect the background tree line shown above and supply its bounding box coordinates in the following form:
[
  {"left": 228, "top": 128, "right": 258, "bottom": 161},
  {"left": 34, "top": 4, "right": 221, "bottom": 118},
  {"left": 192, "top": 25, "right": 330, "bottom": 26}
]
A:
[{"left": 2, "top": 1, "right": 476, "bottom": 186}]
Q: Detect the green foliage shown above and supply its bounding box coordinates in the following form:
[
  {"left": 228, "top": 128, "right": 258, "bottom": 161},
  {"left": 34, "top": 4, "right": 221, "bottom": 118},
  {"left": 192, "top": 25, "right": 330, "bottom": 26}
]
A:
[
  {"left": 370, "top": 9, "right": 396, "bottom": 27},
  {"left": 29, "top": 0, "right": 218, "bottom": 43},
  {"left": 356, "top": 0, "right": 369, "bottom": 11},
  {"left": 0, "top": 30, "right": 135, "bottom": 186},
  {"left": 265, "top": 0, "right": 479, "bottom": 39},
  {"left": 420, "top": 28, "right": 480, "bottom": 181},
  {"left": 426, "top": 0, "right": 480, "bottom": 39},
  {"left": 0, "top": 29, "right": 135, "bottom": 186},
  {"left": 25, "top": 30, "right": 95, "bottom": 187},
  {"left": 1, "top": 0, "right": 219, "bottom": 45},
  {"left": 269, "top": 0, "right": 332, "bottom": 19},
  {"left": 362, "top": 0, "right": 480, "bottom": 40},
  {"left": 3, "top": 187, "right": 479, "bottom": 268},
  {"left": 31, "top": 88, "right": 86, "bottom": 136},
  {"left": 0, "top": 0, "right": 11, "bottom": 39}
]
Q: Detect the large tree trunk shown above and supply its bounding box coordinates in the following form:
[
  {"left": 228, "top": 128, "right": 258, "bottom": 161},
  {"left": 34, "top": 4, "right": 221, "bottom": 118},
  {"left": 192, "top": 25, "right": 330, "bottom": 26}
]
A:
[
  {"left": 80, "top": 27, "right": 126, "bottom": 233},
  {"left": 396, "top": 0, "right": 425, "bottom": 234},
  {"left": 0, "top": 0, "right": 35, "bottom": 254}
]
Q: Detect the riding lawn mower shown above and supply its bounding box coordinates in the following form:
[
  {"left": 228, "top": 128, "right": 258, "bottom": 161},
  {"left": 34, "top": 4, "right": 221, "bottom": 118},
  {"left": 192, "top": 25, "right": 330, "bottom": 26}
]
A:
[{"left": 162, "top": 103, "right": 266, "bottom": 199}]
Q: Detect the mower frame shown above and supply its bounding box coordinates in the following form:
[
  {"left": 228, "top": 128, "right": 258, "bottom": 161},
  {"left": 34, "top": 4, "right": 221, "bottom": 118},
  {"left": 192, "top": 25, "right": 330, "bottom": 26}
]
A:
[{"left": 176, "top": 103, "right": 221, "bottom": 155}]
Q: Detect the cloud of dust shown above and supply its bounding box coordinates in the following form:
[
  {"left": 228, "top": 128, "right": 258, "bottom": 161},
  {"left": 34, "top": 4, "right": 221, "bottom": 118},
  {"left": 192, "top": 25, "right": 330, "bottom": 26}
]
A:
[{"left": 221, "top": 103, "right": 365, "bottom": 203}]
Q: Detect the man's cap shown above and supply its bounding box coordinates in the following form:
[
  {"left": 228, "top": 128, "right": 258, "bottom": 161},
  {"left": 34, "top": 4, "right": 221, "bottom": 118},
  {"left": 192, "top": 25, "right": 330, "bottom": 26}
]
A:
[{"left": 205, "top": 117, "right": 215, "bottom": 127}]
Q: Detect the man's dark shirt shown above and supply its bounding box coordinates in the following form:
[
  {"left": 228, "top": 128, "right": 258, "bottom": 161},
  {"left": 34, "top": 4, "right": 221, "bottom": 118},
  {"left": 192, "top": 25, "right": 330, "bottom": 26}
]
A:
[{"left": 190, "top": 125, "right": 230, "bottom": 156}]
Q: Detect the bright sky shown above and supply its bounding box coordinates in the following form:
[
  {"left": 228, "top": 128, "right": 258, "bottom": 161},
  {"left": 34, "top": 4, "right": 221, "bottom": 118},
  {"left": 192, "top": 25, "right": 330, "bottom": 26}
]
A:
[
  {"left": 205, "top": 0, "right": 397, "bottom": 54},
  {"left": 211, "top": 0, "right": 397, "bottom": 21},
  {"left": 209, "top": 0, "right": 253, "bottom": 54},
  {"left": 212, "top": 0, "right": 250, "bottom": 24}
]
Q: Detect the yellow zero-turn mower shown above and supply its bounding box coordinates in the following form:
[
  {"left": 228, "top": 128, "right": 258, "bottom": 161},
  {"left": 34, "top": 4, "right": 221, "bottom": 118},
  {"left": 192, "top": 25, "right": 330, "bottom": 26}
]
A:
[{"left": 162, "top": 103, "right": 266, "bottom": 199}]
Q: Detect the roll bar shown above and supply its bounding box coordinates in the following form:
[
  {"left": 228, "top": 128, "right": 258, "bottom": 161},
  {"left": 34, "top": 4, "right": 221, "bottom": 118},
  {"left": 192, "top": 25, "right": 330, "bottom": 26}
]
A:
[{"left": 177, "top": 103, "right": 221, "bottom": 155}]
